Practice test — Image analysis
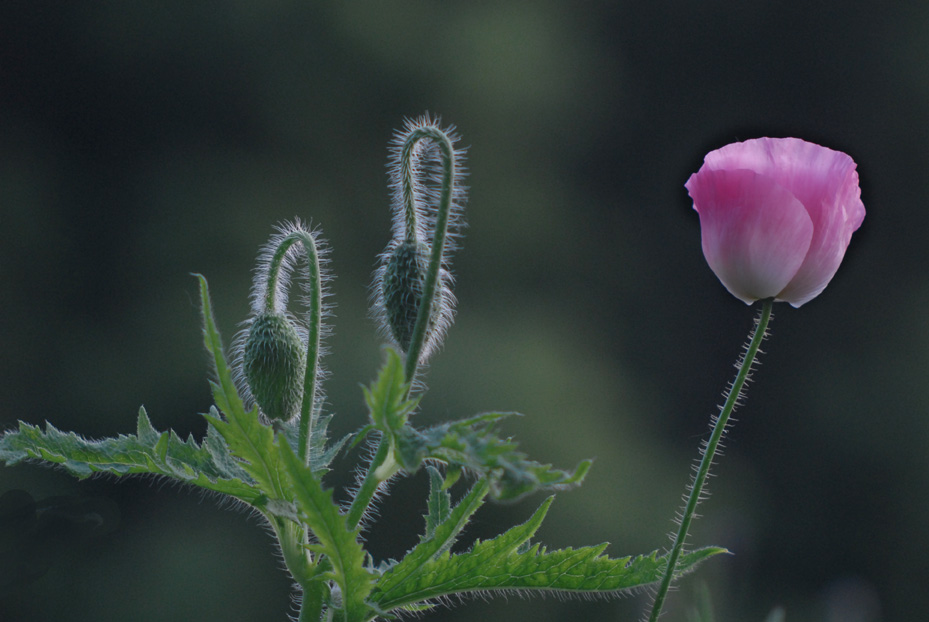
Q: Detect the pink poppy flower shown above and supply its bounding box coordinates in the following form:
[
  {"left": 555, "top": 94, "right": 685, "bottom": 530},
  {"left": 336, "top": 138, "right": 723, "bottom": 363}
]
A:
[{"left": 685, "top": 137, "right": 865, "bottom": 307}]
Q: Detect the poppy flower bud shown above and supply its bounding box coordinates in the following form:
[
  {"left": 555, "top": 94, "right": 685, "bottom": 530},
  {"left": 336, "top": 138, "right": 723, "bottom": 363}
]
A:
[
  {"left": 381, "top": 240, "right": 442, "bottom": 352},
  {"left": 686, "top": 137, "right": 865, "bottom": 307},
  {"left": 371, "top": 115, "right": 466, "bottom": 370},
  {"left": 242, "top": 312, "right": 306, "bottom": 421}
]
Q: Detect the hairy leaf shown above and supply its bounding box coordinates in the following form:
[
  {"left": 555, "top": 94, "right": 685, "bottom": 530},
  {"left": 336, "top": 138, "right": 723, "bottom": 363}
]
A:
[
  {"left": 0, "top": 409, "right": 264, "bottom": 505},
  {"left": 363, "top": 348, "right": 419, "bottom": 432},
  {"left": 197, "top": 272, "right": 297, "bottom": 502},
  {"left": 364, "top": 350, "right": 590, "bottom": 501},
  {"left": 277, "top": 413, "right": 350, "bottom": 478},
  {"left": 202, "top": 404, "right": 286, "bottom": 500},
  {"left": 195, "top": 274, "right": 248, "bottom": 420},
  {"left": 395, "top": 414, "right": 591, "bottom": 501},
  {"left": 372, "top": 496, "right": 725, "bottom": 612},
  {"left": 277, "top": 439, "right": 375, "bottom": 622},
  {"left": 376, "top": 477, "right": 489, "bottom": 605},
  {"left": 423, "top": 466, "right": 453, "bottom": 541}
]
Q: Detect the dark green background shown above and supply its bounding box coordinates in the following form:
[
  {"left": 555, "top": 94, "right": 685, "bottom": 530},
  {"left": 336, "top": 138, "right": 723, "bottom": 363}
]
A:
[{"left": 0, "top": 2, "right": 921, "bottom": 621}]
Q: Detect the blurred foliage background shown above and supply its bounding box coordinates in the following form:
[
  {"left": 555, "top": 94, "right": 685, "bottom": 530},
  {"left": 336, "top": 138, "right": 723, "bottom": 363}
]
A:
[{"left": 0, "top": 2, "right": 923, "bottom": 621}]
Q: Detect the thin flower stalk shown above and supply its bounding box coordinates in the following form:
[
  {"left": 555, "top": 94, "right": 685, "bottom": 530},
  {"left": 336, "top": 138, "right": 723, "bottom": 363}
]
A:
[{"left": 647, "top": 298, "right": 773, "bottom": 621}]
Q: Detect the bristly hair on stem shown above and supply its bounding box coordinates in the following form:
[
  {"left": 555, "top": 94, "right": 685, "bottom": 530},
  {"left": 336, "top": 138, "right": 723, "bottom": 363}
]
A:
[
  {"left": 646, "top": 299, "right": 773, "bottom": 622},
  {"left": 232, "top": 219, "right": 334, "bottom": 431},
  {"left": 371, "top": 114, "right": 468, "bottom": 382}
]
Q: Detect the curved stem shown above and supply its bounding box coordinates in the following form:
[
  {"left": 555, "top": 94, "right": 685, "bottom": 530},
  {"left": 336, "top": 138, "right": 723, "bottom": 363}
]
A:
[
  {"left": 647, "top": 298, "right": 774, "bottom": 621},
  {"left": 399, "top": 139, "right": 420, "bottom": 245},
  {"left": 262, "top": 230, "right": 323, "bottom": 465},
  {"left": 398, "top": 126, "right": 455, "bottom": 391},
  {"left": 346, "top": 127, "right": 456, "bottom": 532},
  {"left": 346, "top": 128, "right": 455, "bottom": 530}
]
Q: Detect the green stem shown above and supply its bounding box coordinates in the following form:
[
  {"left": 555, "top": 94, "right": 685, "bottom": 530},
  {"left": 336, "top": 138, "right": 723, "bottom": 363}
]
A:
[
  {"left": 271, "top": 516, "right": 326, "bottom": 621},
  {"left": 398, "top": 126, "right": 455, "bottom": 390},
  {"left": 263, "top": 230, "right": 323, "bottom": 465},
  {"left": 647, "top": 298, "right": 774, "bottom": 622},
  {"left": 345, "top": 436, "right": 391, "bottom": 530},
  {"left": 399, "top": 138, "right": 420, "bottom": 245},
  {"left": 347, "top": 126, "right": 456, "bottom": 529},
  {"left": 297, "top": 581, "right": 326, "bottom": 622},
  {"left": 263, "top": 231, "right": 326, "bottom": 621}
]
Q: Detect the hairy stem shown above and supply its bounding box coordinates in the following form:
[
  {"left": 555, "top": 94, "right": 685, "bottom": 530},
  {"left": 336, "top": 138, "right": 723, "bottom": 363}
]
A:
[
  {"left": 297, "top": 580, "right": 326, "bottom": 622},
  {"left": 647, "top": 298, "right": 774, "bottom": 621},
  {"left": 270, "top": 516, "right": 326, "bottom": 621},
  {"left": 345, "top": 436, "right": 392, "bottom": 530},
  {"left": 348, "top": 126, "right": 456, "bottom": 530},
  {"left": 263, "top": 230, "right": 323, "bottom": 465},
  {"left": 399, "top": 125, "right": 455, "bottom": 389}
]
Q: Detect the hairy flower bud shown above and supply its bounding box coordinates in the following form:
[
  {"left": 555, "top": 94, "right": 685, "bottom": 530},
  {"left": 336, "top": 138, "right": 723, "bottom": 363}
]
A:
[
  {"left": 371, "top": 115, "right": 467, "bottom": 372},
  {"left": 381, "top": 241, "right": 440, "bottom": 351},
  {"left": 242, "top": 312, "right": 306, "bottom": 421}
]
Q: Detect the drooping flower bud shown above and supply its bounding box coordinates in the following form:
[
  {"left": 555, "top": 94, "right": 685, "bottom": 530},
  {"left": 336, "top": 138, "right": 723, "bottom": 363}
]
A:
[
  {"left": 242, "top": 312, "right": 306, "bottom": 422},
  {"left": 371, "top": 115, "right": 467, "bottom": 374},
  {"left": 381, "top": 240, "right": 440, "bottom": 351}
]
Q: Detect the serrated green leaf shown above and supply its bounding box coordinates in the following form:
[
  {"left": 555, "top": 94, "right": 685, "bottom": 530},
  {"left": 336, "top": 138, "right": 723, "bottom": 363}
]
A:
[
  {"left": 195, "top": 274, "right": 248, "bottom": 420},
  {"left": 362, "top": 349, "right": 587, "bottom": 500},
  {"left": 393, "top": 414, "right": 591, "bottom": 501},
  {"left": 0, "top": 409, "right": 264, "bottom": 505},
  {"left": 377, "top": 478, "right": 489, "bottom": 606},
  {"left": 203, "top": 405, "right": 285, "bottom": 500},
  {"left": 423, "top": 466, "right": 452, "bottom": 541},
  {"left": 276, "top": 412, "right": 350, "bottom": 479},
  {"left": 202, "top": 408, "right": 252, "bottom": 482},
  {"left": 195, "top": 274, "right": 291, "bottom": 501},
  {"left": 363, "top": 348, "right": 419, "bottom": 432},
  {"left": 277, "top": 438, "right": 375, "bottom": 622},
  {"left": 372, "top": 495, "right": 726, "bottom": 613}
]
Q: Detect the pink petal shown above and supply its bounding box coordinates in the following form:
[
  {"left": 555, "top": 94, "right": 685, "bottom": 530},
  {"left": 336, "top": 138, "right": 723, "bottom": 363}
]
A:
[
  {"left": 767, "top": 147, "right": 865, "bottom": 306},
  {"left": 697, "top": 137, "right": 865, "bottom": 306},
  {"left": 686, "top": 168, "right": 814, "bottom": 304}
]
